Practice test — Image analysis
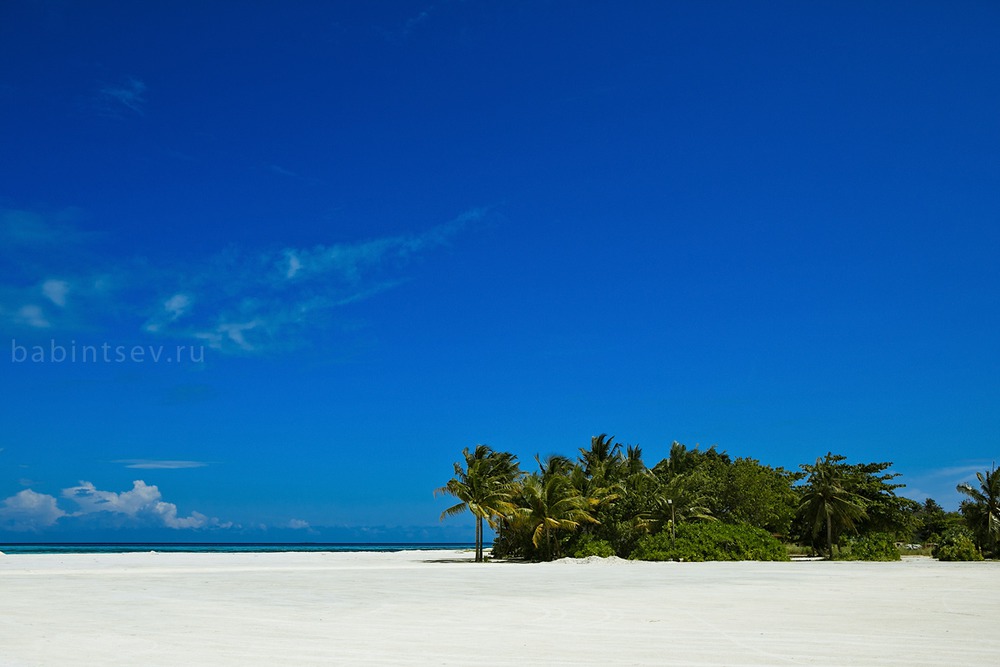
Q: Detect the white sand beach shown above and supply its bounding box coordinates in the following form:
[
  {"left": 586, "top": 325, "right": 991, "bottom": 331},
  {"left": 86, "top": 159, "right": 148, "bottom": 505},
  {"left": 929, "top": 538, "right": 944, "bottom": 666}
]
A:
[{"left": 1, "top": 550, "right": 997, "bottom": 666}]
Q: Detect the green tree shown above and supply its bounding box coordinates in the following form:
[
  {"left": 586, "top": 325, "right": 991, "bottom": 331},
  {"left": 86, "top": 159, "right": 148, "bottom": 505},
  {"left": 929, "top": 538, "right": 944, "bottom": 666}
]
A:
[
  {"left": 957, "top": 465, "right": 1000, "bottom": 557},
  {"left": 713, "top": 458, "right": 801, "bottom": 536},
  {"left": 652, "top": 441, "right": 730, "bottom": 480},
  {"left": 914, "top": 498, "right": 962, "bottom": 543},
  {"left": 436, "top": 445, "right": 520, "bottom": 562},
  {"left": 636, "top": 471, "right": 716, "bottom": 536},
  {"left": 578, "top": 433, "right": 624, "bottom": 484},
  {"left": 798, "top": 453, "right": 868, "bottom": 558},
  {"left": 516, "top": 473, "right": 598, "bottom": 560},
  {"left": 838, "top": 458, "right": 919, "bottom": 538}
]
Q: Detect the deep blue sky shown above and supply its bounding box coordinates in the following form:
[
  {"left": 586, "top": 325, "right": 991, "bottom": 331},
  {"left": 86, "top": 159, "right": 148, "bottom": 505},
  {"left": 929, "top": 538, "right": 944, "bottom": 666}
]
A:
[{"left": 1, "top": 1, "right": 998, "bottom": 540}]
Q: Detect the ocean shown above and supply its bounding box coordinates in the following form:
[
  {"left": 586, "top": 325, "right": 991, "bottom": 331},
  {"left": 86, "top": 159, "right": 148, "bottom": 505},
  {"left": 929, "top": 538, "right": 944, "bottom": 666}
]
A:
[{"left": 0, "top": 543, "right": 476, "bottom": 555}]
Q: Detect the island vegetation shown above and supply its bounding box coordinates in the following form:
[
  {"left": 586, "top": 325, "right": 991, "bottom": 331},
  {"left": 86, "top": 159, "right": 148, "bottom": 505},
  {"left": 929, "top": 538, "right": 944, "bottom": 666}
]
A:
[{"left": 436, "top": 435, "right": 999, "bottom": 562}]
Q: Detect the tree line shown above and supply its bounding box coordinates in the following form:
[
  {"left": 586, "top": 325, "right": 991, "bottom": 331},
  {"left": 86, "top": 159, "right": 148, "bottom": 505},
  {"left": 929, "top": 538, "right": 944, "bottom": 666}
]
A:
[{"left": 436, "top": 435, "right": 999, "bottom": 562}]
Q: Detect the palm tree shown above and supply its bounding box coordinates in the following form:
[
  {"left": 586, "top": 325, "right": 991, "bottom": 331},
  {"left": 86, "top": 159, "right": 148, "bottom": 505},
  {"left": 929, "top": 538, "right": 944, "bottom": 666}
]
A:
[
  {"left": 957, "top": 465, "right": 1000, "bottom": 557},
  {"left": 798, "top": 453, "right": 868, "bottom": 558},
  {"left": 436, "top": 445, "right": 520, "bottom": 562},
  {"left": 624, "top": 444, "right": 646, "bottom": 477},
  {"left": 579, "top": 433, "right": 623, "bottom": 482},
  {"left": 636, "top": 472, "right": 715, "bottom": 535},
  {"left": 536, "top": 453, "right": 574, "bottom": 480},
  {"left": 516, "top": 473, "right": 598, "bottom": 560}
]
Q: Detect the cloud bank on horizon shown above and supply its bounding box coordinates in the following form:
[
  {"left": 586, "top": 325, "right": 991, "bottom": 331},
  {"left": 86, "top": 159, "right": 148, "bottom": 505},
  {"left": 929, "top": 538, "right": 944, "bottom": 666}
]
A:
[{"left": 0, "top": 480, "right": 222, "bottom": 532}]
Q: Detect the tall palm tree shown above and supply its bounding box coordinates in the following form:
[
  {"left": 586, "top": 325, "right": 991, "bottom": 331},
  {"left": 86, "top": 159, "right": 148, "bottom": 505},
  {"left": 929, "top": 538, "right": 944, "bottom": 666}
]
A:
[
  {"left": 624, "top": 444, "right": 646, "bottom": 477},
  {"left": 957, "top": 465, "right": 1000, "bottom": 557},
  {"left": 436, "top": 445, "right": 520, "bottom": 562},
  {"left": 516, "top": 473, "right": 598, "bottom": 560},
  {"left": 798, "top": 453, "right": 867, "bottom": 558},
  {"left": 579, "top": 433, "right": 623, "bottom": 482},
  {"left": 535, "top": 453, "right": 574, "bottom": 480}
]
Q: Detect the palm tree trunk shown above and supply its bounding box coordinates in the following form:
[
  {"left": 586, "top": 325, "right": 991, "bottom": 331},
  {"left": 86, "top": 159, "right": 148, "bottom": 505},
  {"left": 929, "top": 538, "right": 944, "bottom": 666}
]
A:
[
  {"left": 476, "top": 516, "right": 482, "bottom": 562},
  {"left": 826, "top": 514, "right": 833, "bottom": 559}
]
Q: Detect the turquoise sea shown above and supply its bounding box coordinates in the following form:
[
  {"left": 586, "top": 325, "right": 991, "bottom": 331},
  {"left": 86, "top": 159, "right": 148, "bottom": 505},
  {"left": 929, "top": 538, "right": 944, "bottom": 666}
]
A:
[{"left": 0, "top": 543, "right": 476, "bottom": 555}]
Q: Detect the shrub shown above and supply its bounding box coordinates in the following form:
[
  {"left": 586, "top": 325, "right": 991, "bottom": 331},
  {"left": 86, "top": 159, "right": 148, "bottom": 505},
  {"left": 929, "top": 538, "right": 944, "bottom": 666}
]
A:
[
  {"left": 571, "top": 534, "right": 616, "bottom": 558},
  {"left": 631, "top": 522, "right": 789, "bottom": 562},
  {"left": 841, "top": 533, "right": 901, "bottom": 561},
  {"left": 934, "top": 527, "right": 984, "bottom": 561}
]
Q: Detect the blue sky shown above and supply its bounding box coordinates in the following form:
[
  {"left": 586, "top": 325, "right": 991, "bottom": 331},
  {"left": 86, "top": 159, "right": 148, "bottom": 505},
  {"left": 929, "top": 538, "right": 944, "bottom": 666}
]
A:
[{"left": 1, "top": 1, "right": 998, "bottom": 541}]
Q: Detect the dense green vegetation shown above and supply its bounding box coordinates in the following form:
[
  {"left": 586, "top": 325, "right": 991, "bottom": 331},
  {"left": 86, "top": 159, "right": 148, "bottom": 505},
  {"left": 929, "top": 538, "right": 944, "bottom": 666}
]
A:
[
  {"left": 631, "top": 522, "right": 788, "bottom": 562},
  {"left": 932, "top": 527, "right": 984, "bottom": 562},
  {"left": 840, "top": 533, "right": 901, "bottom": 561},
  {"left": 956, "top": 466, "right": 1000, "bottom": 558},
  {"left": 437, "top": 435, "right": 997, "bottom": 562}
]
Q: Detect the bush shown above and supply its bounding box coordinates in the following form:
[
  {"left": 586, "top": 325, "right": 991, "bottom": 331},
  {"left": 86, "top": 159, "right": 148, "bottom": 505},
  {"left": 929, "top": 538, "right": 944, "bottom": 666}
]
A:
[
  {"left": 934, "top": 527, "right": 984, "bottom": 561},
  {"left": 841, "top": 533, "right": 900, "bottom": 561},
  {"left": 631, "top": 522, "right": 789, "bottom": 562},
  {"left": 571, "top": 534, "right": 616, "bottom": 558}
]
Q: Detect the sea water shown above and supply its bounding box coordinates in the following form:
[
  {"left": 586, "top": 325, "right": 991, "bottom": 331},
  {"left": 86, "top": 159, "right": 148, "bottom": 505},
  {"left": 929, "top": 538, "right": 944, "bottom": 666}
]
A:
[{"left": 0, "top": 542, "right": 476, "bottom": 555}]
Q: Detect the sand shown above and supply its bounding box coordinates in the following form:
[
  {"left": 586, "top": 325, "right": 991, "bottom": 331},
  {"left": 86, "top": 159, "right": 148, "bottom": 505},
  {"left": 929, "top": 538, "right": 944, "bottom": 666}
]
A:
[{"left": 0, "top": 550, "right": 997, "bottom": 666}]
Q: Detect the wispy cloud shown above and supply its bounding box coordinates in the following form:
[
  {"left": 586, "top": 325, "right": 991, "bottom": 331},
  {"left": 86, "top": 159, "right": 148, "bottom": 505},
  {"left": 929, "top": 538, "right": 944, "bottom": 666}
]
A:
[
  {"left": 114, "top": 460, "right": 209, "bottom": 470},
  {"left": 13, "top": 304, "right": 50, "bottom": 328},
  {"left": 143, "top": 207, "right": 488, "bottom": 353},
  {"left": 0, "top": 205, "right": 489, "bottom": 353},
  {"left": 266, "top": 164, "right": 318, "bottom": 184},
  {"left": 0, "top": 209, "right": 117, "bottom": 333},
  {"left": 41, "top": 279, "right": 69, "bottom": 307},
  {"left": 897, "top": 461, "right": 996, "bottom": 509},
  {"left": 96, "top": 76, "right": 147, "bottom": 117}
]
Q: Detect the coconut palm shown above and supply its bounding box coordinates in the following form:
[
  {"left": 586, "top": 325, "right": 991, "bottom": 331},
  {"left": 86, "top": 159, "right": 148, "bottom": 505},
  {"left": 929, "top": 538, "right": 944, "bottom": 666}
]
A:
[
  {"left": 436, "top": 445, "right": 520, "bottom": 562},
  {"left": 798, "top": 453, "right": 868, "bottom": 558},
  {"left": 636, "top": 472, "right": 715, "bottom": 535},
  {"left": 536, "top": 453, "right": 574, "bottom": 480},
  {"left": 516, "top": 473, "right": 598, "bottom": 560},
  {"left": 624, "top": 444, "right": 646, "bottom": 477},
  {"left": 957, "top": 465, "right": 1000, "bottom": 557},
  {"left": 579, "top": 433, "right": 623, "bottom": 482}
]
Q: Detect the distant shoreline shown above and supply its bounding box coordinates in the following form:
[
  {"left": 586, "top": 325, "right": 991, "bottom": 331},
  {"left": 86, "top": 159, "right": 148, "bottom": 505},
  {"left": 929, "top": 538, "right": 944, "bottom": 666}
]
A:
[{"left": 0, "top": 542, "right": 479, "bottom": 555}]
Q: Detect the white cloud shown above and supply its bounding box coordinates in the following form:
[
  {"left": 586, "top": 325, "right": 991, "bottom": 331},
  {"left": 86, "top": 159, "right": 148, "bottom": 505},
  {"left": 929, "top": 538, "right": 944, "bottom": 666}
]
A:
[
  {"left": 144, "top": 293, "right": 193, "bottom": 333},
  {"left": 1, "top": 205, "right": 488, "bottom": 353},
  {"left": 164, "top": 293, "right": 192, "bottom": 317},
  {"left": 15, "top": 304, "right": 50, "bottom": 328},
  {"left": 62, "top": 480, "right": 212, "bottom": 529},
  {"left": 194, "top": 319, "right": 264, "bottom": 352},
  {"left": 288, "top": 519, "right": 310, "bottom": 529},
  {"left": 42, "top": 279, "right": 70, "bottom": 307},
  {"left": 0, "top": 489, "right": 65, "bottom": 531},
  {"left": 285, "top": 251, "right": 303, "bottom": 279}
]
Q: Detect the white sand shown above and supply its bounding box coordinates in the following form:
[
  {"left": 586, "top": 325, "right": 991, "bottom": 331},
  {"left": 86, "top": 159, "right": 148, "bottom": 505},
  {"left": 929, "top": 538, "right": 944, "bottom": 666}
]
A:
[{"left": 1, "top": 551, "right": 997, "bottom": 666}]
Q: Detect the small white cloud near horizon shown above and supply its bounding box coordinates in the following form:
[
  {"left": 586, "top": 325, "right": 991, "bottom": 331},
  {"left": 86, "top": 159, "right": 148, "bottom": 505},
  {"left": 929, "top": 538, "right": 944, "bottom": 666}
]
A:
[
  {"left": 288, "top": 518, "right": 310, "bottom": 530},
  {"left": 61, "top": 480, "right": 220, "bottom": 529},
  {"left": 114, "top": 459, "right": 209, "bottom": 470},
  {"left": 0, "top": 489, "right": 66, "bottom": 531}
]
